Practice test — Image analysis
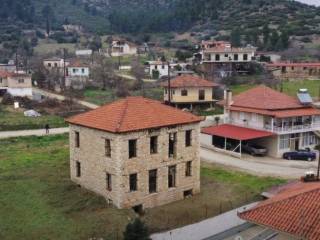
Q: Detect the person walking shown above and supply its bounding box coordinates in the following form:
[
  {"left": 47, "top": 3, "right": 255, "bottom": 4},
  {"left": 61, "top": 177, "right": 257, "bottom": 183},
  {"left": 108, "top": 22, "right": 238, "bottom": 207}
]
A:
[{"left": 45, "top": 124, "right": 50, "bottom": 134}]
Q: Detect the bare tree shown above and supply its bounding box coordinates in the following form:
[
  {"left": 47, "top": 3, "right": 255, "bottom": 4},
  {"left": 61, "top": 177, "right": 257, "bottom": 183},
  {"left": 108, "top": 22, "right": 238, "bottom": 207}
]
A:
[
  {"left": 91, "top": 54, "right": 116, "bottom": 90},
  {"left": 131, "top": 56, "right": 146, "bottom": 95}
]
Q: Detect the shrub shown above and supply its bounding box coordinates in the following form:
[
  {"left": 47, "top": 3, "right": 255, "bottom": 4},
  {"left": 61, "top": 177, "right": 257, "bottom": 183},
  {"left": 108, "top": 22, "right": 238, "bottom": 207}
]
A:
[{"left": 123, "top": 218, "right": 150, "bottom": 240}]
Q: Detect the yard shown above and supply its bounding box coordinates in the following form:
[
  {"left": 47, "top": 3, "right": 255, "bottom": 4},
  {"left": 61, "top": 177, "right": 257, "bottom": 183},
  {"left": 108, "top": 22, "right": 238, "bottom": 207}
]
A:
[
  {"left": 0, "top": 105, "right": 67, "bottom": 131},
  {"left": 0, "top": 134, "right": 285, "bottom": 240},
  {"left": 230, "top": 80, "right": 320, "bottom": 97}
]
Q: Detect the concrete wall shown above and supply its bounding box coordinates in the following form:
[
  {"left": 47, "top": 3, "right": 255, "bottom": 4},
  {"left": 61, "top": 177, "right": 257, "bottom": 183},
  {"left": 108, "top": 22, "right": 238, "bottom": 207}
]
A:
[
  {"left": 164, "top": 87, "right": 214, "bottom": 103},
  {"left": 70, "top": 122, "right": 200, "bottom": 209}
]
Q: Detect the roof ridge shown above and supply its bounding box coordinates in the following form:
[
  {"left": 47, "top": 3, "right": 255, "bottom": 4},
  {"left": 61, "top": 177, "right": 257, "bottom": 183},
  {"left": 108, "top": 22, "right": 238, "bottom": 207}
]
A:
[{"left": 115, "top": 98, "right": 129, "bottom": 132}]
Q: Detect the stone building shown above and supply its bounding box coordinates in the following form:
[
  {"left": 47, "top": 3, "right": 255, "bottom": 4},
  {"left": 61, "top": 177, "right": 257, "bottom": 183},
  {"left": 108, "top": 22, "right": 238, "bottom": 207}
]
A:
[{"left": 66, "top": 97, "right": 202, "bottom": 209}]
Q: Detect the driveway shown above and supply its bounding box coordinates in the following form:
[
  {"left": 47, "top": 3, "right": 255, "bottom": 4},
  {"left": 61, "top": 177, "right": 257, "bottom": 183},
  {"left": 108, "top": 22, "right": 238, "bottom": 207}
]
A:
[
  {"left": 0, "top": 127, "right": 69, "bottom": 139},
  {"left": 201, "top": 148, "right": 318, "bottom": 179}
]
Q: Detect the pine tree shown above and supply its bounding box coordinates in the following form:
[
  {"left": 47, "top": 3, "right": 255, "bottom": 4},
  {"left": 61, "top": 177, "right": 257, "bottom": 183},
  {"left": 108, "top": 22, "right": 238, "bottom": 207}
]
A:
[
  {"left": 230, "top": 28, "right": 241, "bottom": 47},
  {"left": 123, "top": 218, "right": 151, "bottom": 240}
]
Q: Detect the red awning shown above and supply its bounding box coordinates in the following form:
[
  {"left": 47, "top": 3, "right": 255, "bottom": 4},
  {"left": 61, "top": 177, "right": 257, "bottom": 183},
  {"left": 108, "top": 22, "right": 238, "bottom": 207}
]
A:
[{"left": 201, "top": 124, "right": 274, "bottom": 141}]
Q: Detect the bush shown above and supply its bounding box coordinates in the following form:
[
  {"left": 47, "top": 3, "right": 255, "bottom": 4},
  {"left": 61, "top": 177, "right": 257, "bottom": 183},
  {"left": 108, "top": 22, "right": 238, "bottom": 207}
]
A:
[
  {"left": 1, "top": 93, "right": 14, "bottom": 105},
  {"left": 123, "top": 218, "right": 150, "bottom": 240}
]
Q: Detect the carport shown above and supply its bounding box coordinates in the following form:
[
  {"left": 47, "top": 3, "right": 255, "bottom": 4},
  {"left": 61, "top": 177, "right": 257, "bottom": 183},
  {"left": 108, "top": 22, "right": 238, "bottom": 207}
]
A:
[{"left": 201, "top": 124, "right": 274, "bottom": 157}]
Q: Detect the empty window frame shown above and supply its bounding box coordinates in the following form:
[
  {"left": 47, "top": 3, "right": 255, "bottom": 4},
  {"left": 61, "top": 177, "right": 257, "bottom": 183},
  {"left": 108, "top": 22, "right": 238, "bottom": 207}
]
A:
[
  {"left": 75, "top": 131, "right": 80, "bottom": 148},
  {"left": 129, "top": 173, "right": 138, "bottom": 192},
  {"left": 150, "top": 136, "right": 158, "bottom": 154},
  {"left": 106, "top": 173, "right": 112, "bottom": 191},
  {"left": 129, "top": 139, "right": 137, "bottom": 158},
  {"left": 169, "top": 133, "right": 177, "bottom": 158},
  {"left": 243, "top": 54, "right": 248, "bottom": 61},
  {"left": 185, "top": 130, "right": 192, "bottom": 147},
  {"left": 215, "top": 54, "right": 220, "bottom": 61},
  {"left": 181, "top": 89, "right": 188, "bottom": 96},
  {"left": 234, "top": 54, "right": 238, "bottom": 61},
  {"left": 199, "top": 89, "right": 205, "bottom": 100},
  {"left": 105, "top": 139, "right": 111, "bottom": 157},
  {"left": 185, "top": 161, "right": 192, "bottom": 177},
  {"left": 168, "top": 165, "right": 176, "bottom": 188},
  {"left": 149, "top": 169, "right": 157, "bottom": 193},
  {"left": 76, "top": 161, "right": 81, "bottom": 177}
]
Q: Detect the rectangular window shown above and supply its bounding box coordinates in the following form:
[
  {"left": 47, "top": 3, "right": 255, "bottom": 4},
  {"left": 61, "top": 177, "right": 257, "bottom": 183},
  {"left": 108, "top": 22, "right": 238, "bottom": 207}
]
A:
[
  {"left": 75, "top": 131, "right": 80, "bottom": 148},
  {"left": 215, "top": 54, "right": 220, "bottom": 61},
  {"left": 129, "top": 139, "right": 137, "bottom": 158},
  {"left": 169, "top": 133, "right": 177, "bottom": 158},
  {"left": 149, "top": 169, "right": 157, "bottom": 193},
  {"left": 168, "top": 165, "right": 176, "bottom": 188},
  {"left": 0, "top": 78, "right": 2, "bottom": 83},
  {"left": 186, "top": 161, "right": 192, "bottom": 177},
  {"left": 18, "top": 79, "right": 24, "bottom": 83},
  {"left": 82, "top": 68, "right": 85, "bottom": 73},
  {"left": 185, "top": 130, "right": 192, "bottom": 147},
  {"left": 234, "top": 54, "right": 238, "bottom": 61},
  {"left": 243, "top": 54, "right": 248, "bottom": 61},
  {"left": 279, "top": 135, "right": 290, "bottom": 150},
  {"left": 54, "top": 63, "right": 58, "bottom": 67},
  {"left": 199, "top": 89, "right": 205, "bottom": 100},
  {"left": 48, "top": 63, "right": 52, "bottom": 67},
  {"left": 150, "top": 136, "right": 158, "bottom": 154},
  {"left": 181, "top": 89, "right": 188, "bottom": 96},
  {"left": 106, "top": 173, "right": 112, "bottom": 191},
  {"left": 105, "top": 139, "right": 111, "bottom": 157},
  {"left": 76, "top": 161, "right": 81, "bottom": 177},
  {"left": 130, "top": 173, "right": 137, "bottom": 192}
]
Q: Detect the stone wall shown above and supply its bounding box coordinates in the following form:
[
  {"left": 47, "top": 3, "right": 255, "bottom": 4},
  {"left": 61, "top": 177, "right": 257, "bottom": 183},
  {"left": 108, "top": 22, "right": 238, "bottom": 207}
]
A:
[{"left": 69, "top": 122, "right": 200, "bottom": 209}]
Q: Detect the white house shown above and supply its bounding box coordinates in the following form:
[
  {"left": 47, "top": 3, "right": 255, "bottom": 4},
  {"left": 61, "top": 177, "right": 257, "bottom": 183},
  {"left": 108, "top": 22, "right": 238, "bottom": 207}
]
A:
[
  {"left": 110, "top": 40, "right": 137, "bottom": 57},
  {"left": 147, "top": 61, "right": 169, "bottom": 78},
  {"left": 0, "top": 71, "right": 32, "bottom": 97},
  {"left": 75, "top": 49, "right": 93, "bottom": 57},
  {"left": 43, "top": 58, "right": 70, "bottom": 70},
  {"left": 66, "top": 61, "right": 90, "bottom": 89}
]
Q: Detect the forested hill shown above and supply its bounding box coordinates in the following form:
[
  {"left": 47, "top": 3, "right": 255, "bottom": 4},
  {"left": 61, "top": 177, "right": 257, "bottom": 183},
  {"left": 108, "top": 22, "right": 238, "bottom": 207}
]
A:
[{"left": 1, "top": 0, "right": 320, "bottom": 36}]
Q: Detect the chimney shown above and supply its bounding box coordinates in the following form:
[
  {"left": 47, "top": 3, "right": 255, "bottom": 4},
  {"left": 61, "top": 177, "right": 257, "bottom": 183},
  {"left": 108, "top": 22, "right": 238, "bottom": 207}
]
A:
[{"left": 225, "top": 89, "right": 233, "bottom": 110}]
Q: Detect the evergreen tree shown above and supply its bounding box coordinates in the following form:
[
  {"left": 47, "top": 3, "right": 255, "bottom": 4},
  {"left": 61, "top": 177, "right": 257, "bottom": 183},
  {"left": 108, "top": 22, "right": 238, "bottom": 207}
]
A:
[
  {"left": 262, "top": 24, "right": 270, "bottom": 45},
  {"left": 123, "top": 219, "right": 151, "bottom": 240},
  {"left": 230, "top": 28, "right": 241, "bottom": 47}
]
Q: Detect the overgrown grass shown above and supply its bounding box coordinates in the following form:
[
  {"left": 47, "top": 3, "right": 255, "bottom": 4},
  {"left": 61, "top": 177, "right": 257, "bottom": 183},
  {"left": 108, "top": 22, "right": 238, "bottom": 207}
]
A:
[
  {"left": 0, "top": 135, "right": 285, "bottom": 239},
  {"left": 0, "top": 106, "right": 67, "bottom": 131},
  {"left": 230, "top": 80, "right": 320, "bottom": 98}
]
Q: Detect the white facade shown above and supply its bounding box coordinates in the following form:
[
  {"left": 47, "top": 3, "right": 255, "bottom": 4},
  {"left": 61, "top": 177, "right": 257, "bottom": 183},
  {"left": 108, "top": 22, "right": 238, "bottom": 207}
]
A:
[
  {"left": 43, "top": 59, "right": 70, "bottom": 69},
  {"left": 111, "top": 41, "right": 137, "bottom": 57},
  {"left": 7, "top": 88, "right": 32, "bottom": 97},
  {"left": 67, "top": 67, "right": 90, "bottom": 77},
  {"left": 148, "top": 62, "right": 169, "bottom": 78},
  {"left": 201, "top": 49, "right": 256, "bottom": 63},
  {"left": 76, "top": 49, "right": 93, "bottom": 56}
]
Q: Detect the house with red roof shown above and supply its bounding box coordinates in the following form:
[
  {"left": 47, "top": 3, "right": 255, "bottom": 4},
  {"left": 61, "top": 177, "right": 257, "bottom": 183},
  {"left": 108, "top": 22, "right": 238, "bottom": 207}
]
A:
[
  {"left": 161, "top": 74, "right": 220, "bottom": 110},
  {"left": 201, "top": 86, "right": 320, "bottom": 158},
  {"left": 66, "top": 96, "right": 202, "bottom": 209},
  {"left": 267, "top": 62, "right": 320, "bottom": 80},
  {"left": 0, "top": 71, "right": 32, "bottom": 97},
  {"left": 239, "top": 181, "right": 320, "bottom": 239}
]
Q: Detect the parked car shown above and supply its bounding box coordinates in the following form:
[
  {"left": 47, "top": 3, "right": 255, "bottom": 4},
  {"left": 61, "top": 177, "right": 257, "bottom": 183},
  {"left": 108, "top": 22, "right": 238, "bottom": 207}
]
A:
[
  {"left": 242, "top": 143, "right": 268, "bottom": 156},
  {"left": 283, "top": 150, "right": 316, "bottom": 161}
]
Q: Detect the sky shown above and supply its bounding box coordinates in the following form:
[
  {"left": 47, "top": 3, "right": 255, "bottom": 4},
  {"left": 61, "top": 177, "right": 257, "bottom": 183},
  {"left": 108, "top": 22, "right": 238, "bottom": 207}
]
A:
[{"left": 295, "top": 0, "right": 320, "bottom": 6}]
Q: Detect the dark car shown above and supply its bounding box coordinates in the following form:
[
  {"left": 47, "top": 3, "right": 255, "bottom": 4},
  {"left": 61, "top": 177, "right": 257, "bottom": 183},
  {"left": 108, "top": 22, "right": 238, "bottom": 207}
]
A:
[
  {"left": 242, "top": 143, "right": 268, "bottom": 156},
  {"left": 283, "top": 150, "right": 316, "bottom": 161}
]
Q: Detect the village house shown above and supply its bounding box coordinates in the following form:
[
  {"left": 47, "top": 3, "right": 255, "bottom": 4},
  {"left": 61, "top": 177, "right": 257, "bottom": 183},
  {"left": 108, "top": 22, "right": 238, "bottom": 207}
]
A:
[
  {"left": 110, "top": 40, "right": 137, "bottom": 57},
  {"left": 66, "top": 61, "right": 90, "bottom": 89},
  {"left": 66, "top": 97, "right": 202, "bottom": 209},
  {"left": 239, "top": 180, "right": 320, "bottom": 239},
  {"left": 162, "top": 74, "right": 219, "bottom": 109},
  {"left": 267, "top": 62, "right": 320, "bottom": 80},
  {"left": 147, "top": 61, "right": 169, "bottom": 78},
  {"left": 43, "top": 57, "right": 70, "bottom": 71},
  {"left": 197, "top": 40, "right": 256, "bottom": 78},
  {"left": 0, "top": 71, "right": 32, "bottom": 97},
  {"left": 75, "top": 49, "right": 93, "bottom": 57},
  {"left": 0, "top": 60, "right": 16, "bottom": 73},
  {"left": 201, "top": 86, "right": 320, "bottom": 158}
]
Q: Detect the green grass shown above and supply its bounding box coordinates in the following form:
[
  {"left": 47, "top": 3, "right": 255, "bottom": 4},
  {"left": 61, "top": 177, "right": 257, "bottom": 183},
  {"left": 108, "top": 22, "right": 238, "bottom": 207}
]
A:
[
  {"left": 230, "top": 80, "right": 320, "bottom": 98},
  {"left": 0, "top": 106, "right": 67, "bottom": 131},
  {"left": 0, "top": 135, "right": 285, "bottom": 239},
  {"left": 83, "top": 87, "right": 163, "bottom": 106},
  {"left": 34, "top": 40, "right": 77, "bottom": 55}
]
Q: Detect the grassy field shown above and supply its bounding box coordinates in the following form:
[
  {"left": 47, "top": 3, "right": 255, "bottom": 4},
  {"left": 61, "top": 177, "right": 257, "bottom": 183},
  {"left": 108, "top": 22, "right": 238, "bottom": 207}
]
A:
[
  {"left": 230, "top": 80, "right": 320, "bottom": 97},
  {"left": 0, "top": 106, "right": 67, "bottom": 131},
  {"left": 0, "top": 134, "right": 285, "bottom": 240},
  {"left": 83, "top": 87, "right": 163, "bottom": 106},
  {"left": 34, "top": 39, "right": 77, "bottom": 55}
]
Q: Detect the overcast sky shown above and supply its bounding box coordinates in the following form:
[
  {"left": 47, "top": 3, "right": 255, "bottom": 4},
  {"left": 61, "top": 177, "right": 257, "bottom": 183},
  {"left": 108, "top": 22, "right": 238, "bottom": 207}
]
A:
[{"left": 295, "top": 0, "right": 320, "bottom": 6}]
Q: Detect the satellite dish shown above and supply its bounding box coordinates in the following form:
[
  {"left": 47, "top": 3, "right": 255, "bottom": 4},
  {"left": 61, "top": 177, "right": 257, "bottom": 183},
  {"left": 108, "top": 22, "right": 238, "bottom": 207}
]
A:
[{"left": 234, "top": 236, "right": 243, "bottom": 240}]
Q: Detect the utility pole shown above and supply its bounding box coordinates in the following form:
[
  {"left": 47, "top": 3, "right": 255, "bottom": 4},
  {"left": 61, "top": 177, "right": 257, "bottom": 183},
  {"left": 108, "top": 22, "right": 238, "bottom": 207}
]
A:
[
  {"left": 15, "top": 52, "right": 18, "bottom": 72},
  {"left": 63, "top": 48, "right": 66, "bottom": 90},
  {"left": 167, "top": 61, "right": 171, "bottom": 105}
]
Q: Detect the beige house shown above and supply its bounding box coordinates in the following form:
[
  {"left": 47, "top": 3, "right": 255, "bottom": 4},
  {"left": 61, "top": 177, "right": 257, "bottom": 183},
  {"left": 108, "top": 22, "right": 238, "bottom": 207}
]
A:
[
  {"left": 43, "top": 58, "right": 70, "bottom": 71},
  {"left": 0, "top": 71, "right": 32, "bottom": 97},
  {"left": 202, "top": 86, "right": 320, "bottom": 158},
  {"left": 267, "top": 62, "right": 320, "bottom": 80},
  {"left": 162, "top": 74, "right": 219, "bottom": 109},
  {"left": 66, "top": 97, "right": 202, "bottom": 209},
  {"left": 110, "top": 40, "right": 137, "bottom": 57}
]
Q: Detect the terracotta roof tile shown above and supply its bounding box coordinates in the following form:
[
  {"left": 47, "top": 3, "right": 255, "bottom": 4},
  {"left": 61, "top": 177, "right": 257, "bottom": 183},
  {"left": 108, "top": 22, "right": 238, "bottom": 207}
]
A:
[
  {"left": 162, "top": 75, "right": 219, "bottom": 88},
  {"left": 239, "top": 181, "right": 320, "bottom": 240},
  {"left": 230, "top": 85, "right": 304, "bottom": 110},
  {"left": 66, "top": 97, "right": 202, "bottom": 133}
]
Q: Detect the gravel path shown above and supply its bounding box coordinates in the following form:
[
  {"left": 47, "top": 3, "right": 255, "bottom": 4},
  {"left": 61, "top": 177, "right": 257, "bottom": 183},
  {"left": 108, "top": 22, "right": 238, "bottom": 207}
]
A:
[{"left": 0, "top": 127, "right": 69, "bottom": 139}]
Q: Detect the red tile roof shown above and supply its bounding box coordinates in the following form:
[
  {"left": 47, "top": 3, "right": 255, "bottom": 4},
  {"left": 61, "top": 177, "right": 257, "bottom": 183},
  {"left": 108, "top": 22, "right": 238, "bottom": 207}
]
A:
[
  {"left": 66, "top": 97, "right": 202, "bottom": 133},
  {"left": 162, "top": 75, "right": 219, "bottom": 88},
  {"left": 201, "top": 124, "right": 274, "bottom": 140},
  {"left": 267, "top": 62, "right": 320, "bottom": 68},
  {"left": 0, "top": 70, "right": 13, "bottom": 78},
  {"left": 230, "top": 86, "right": 304, "bottom": 110},
  {"left": 239, "top": 181, "right": 320, "bottom": 240}
]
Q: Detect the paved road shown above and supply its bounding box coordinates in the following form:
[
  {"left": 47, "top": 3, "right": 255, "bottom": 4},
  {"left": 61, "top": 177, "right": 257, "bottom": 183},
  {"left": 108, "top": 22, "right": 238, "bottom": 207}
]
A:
[
  {"left": 0, "top": 127, "right": 69, "bottom": 139},
  {"left": 151, "top": 202, "right": 258, "bottom": 240},
  {"left": 201, "top": 148, "right": 318, "bottom": 179},
  {"left": 33, "top": 88, "right": 99, "bottom": 109}
]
